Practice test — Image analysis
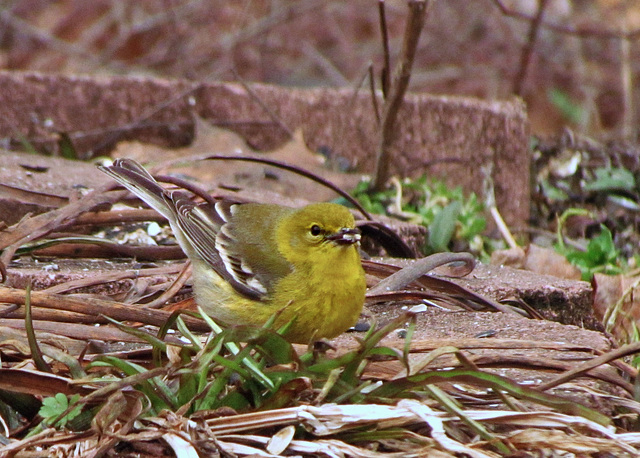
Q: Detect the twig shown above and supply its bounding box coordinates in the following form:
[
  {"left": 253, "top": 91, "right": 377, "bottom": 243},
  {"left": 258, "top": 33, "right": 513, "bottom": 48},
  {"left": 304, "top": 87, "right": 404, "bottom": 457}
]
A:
[
  {"left": 490, "top": 206, "right": 518, "bottom": 249},
  {"left": 370, "top": 0, "right": 429, "bottom": 192},
  {"left": 145, "top": 261, "right": 192, "bottom": 309},
  {"left": 378, "top": 0, "right": 391, "bottom": 97},
  {"left": 186, "top": 154, "right": 373, "bottom": 220},
  {"left": 0, "top": 428, "right": 57, "bottom": 456},
  {"left": 24, "top": 281, "right": 52, "bottom": 373},
  {"left": 41, "top": 264, "right": 185, "bottom": 295},
  {"left": 74, "top": 208, "right": 165, "bottom": 226},
  {"left": 368, "top": 64, "right": 381, "bottom": 124},
  {"left": 512, "top": 0, "right": 549, "bottom": 96},
  {"left": 492, "top": 0, "right": 640, "bottom": 40},
  {"left": 363, "top": 258, "right": 529, "bottom": 317},
  {"left": 538, "top": 341, "right": 640, "bottom": 394},
  {"left": 0, "top": 183, "right": 126, "bottom": 267},
  {"left": 367, "top": 252, "right": 474, "bottom": 296},
  {"left": 0, "top": 183, "right": 68, "bottom": 207},
  {"left": 15, "top": 236, "right": 184, "bottom": 260},
  {"left": 0, "top": 286, "right": 208, "bottom": 331}
]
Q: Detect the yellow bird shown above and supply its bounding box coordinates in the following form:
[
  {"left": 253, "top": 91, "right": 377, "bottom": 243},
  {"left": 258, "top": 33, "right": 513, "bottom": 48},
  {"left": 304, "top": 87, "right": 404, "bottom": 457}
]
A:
[{"left": 99, "top": 159, "right": 366, "bottom": 343}]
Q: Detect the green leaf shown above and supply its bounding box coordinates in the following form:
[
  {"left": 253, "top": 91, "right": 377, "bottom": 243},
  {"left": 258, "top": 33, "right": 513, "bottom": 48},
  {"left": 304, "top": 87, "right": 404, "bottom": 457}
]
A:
[
  {"left": 428, "top": 201, "right": 461, "bottom": 252},
  {"left": 57, "top": 132, "right": 79, "bottom": 160},
  {"left": 540, "top": 179, "right": 569, "bottom": 202},
  {"left": 548, "top": 88, "right": 585, "bottom": 124},
  {"left": 583, "top": 167, "right": 635, "bottom": 192},
  {"left": 564, "top": 225, "right": 622, "bottom": 280},
  {"left": 459, "top": 213, "right": 486, "bottom": 239},
  {"left": 39, "top": 393, "right": 82, "bottom": 428},
  {"left": 371, "top": 368, "right": 611, "bottom": 427}
]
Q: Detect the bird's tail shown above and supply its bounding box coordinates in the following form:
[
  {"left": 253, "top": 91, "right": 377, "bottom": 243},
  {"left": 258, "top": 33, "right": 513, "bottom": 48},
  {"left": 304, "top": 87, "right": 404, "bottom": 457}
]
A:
[{"left": 98, "top": 158, "right": 175, "bottom": 221}]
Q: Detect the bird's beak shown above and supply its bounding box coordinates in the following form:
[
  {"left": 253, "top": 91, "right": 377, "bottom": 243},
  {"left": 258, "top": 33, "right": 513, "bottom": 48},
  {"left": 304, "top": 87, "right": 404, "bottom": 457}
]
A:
[{"left": 326, "top": 228, "right": 361, "bottom": 245}]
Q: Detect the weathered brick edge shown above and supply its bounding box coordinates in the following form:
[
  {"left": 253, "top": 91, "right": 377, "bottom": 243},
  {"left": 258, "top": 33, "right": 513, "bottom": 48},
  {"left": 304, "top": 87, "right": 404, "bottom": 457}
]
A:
[{"left": 0, "top": 71, "right": 530, "bottom": 225}]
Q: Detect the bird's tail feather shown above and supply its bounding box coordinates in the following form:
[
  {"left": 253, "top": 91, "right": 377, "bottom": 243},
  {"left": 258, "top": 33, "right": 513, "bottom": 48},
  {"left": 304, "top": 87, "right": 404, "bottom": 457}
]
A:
[{"left": 98, "top": 158, "right": 175, "bottom": 221}]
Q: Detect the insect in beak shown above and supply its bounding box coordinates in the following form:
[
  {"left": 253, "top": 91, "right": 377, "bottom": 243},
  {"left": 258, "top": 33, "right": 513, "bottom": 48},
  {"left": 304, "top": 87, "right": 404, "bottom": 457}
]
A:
[{"left": 326, "top": 228, "right": 361, "bottom": 245}]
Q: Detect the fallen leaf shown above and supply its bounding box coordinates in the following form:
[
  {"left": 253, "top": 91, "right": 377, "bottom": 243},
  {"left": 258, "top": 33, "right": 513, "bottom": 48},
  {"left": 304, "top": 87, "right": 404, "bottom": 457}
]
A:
[{"left": 593, "top": 272, "right": 640, "bottom": 342}]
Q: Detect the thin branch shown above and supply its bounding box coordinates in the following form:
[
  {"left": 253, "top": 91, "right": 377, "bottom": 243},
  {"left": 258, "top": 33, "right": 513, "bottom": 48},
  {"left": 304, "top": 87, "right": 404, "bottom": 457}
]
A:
[
  {"left": 145, "top": 261, "right": 192, "bottom": 309},
  {"left": 180, "top": 154, "right": 373, "bottom": 220},
  {"left": 378, "top": 0, "right": 391, "bottom": 97},
  {"left": 366, "top": 252, "right": 475, "bottom": 296},
  {"left": 370, "top": 0, "right": 429, "bottom": 192},
  {"left": 0, "top": 286, "right": 208, "bottom": 331},
  {"left": 0, "top": 183, "right": 126, "bottom": 266},
  {"left": 538, "top": 340, "right": 640, "bottom": 394},
  {"left": 512, "top": 0, "right": 549, "bottom": 96},
  {"left": 492, "top": 0, "right": 640, "bottom": 40},
  {"left": 368, "top": 64, "right": 381, "bottom": 124}
]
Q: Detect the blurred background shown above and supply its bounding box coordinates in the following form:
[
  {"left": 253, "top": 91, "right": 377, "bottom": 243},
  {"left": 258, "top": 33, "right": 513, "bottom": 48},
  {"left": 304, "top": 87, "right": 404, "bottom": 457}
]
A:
[{"left": 0, "top": 0, "right": 638, "bottom": 139}]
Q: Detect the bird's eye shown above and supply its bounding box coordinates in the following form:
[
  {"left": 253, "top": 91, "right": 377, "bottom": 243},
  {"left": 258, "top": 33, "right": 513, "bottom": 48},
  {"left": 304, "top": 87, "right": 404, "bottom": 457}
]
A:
[{"left": 310, "top": 224, "right": 322, "bottom": 236}]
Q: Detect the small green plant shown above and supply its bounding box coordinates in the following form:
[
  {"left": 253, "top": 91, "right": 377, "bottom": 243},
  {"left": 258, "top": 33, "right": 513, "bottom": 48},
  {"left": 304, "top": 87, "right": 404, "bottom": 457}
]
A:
[
  {"left": 92, "top": 311, "right": 609, "bottom": 428},
  {"left": 565, "top": 226, "right": 623, "bottom": 280},
  {"left": 89, "top": 312, "right": 298, "bottom": 415},
  {"left": 38, "top": 393, "right": 83, "bottom": 428},
  {"left": 555, "top": 209, "right": 624, "bottom": 281},
  {"left": 351, "top": 176, "right": 487, "bottom": 256},
  {"left": 582, "top": 167, "right": 636, "bottom": 193},
  {"left": 16, "top": 305, "right": 612, "bottom": 454}
]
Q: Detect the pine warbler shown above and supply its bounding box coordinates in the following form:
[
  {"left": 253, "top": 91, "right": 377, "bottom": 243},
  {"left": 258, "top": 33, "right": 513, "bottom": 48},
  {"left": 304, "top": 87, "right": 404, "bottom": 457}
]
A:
[{"left": 99, "top": 159, "right": 366, "bottom": 343}]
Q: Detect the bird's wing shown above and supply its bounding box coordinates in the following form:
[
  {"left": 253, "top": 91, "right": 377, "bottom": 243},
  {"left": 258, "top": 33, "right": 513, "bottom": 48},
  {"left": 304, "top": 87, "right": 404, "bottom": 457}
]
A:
[
  {"left": 172, "top": 196, "right": 272, "bottom": 301},
  {"left": 100, "top": 158, "right": 275, "bottom": 301}
]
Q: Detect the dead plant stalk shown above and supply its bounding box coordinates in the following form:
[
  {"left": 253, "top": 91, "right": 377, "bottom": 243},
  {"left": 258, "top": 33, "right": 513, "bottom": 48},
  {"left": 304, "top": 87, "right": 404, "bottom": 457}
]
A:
[{"left": 370, "top": 0, "right": 429, "bottom": 192}]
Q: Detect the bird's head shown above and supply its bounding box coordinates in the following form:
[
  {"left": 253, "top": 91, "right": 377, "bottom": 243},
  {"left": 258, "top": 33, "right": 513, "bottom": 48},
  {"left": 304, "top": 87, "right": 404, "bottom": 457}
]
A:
[{"left": 278, "top": 202, "right": 361, "bottom": 264}]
